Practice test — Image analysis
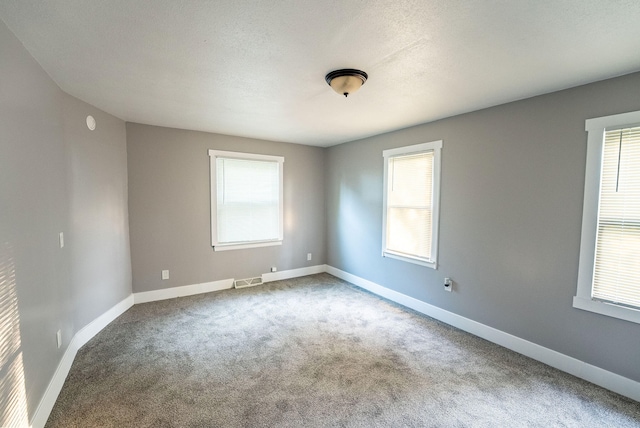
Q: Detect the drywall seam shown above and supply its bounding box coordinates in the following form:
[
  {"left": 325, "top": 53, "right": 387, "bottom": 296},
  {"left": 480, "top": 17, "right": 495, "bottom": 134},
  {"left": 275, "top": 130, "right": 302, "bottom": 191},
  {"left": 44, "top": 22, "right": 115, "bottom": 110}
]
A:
[
  {"left": 31, "top": 295, "right": 134, "bottom": 428},
  {"left": 325, "top": 265, "right": 640, "bottom": 403}
]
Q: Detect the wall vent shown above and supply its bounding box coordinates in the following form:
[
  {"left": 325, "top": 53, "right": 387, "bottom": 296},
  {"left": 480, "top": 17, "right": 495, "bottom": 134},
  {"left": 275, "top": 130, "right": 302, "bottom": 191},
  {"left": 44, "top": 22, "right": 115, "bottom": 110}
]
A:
[{"left": 234, "top": 277, "right": 263, "bottom": 289}]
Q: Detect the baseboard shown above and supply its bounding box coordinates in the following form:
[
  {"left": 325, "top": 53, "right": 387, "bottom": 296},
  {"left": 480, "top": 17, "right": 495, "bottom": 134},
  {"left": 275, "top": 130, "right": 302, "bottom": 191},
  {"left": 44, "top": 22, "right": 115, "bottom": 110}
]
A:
[
  {"left": 31, "top": 294, "right": 134, "bottom": 428},
  {"left": 33, "top": 264, "right": 637, "bottom": 428},
  {"left": 31, "top": 266, "right": 327, "bottom": 426},
  {"left": 133, "top": 278, "right": 234, "bottom": 304},
  {"left": 133, "top": 266, "right": 327, "bottom": 304},
  {"left": 262, "top": 265, "right": 326, "bottom": 283},
  {"left": 325, "top": 265, "right": 640, "bottom": 403}
]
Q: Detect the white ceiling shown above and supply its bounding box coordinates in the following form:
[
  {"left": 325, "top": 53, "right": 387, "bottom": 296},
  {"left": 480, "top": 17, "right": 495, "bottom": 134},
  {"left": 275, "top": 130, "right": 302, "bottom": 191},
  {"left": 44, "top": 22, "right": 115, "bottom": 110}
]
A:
[{"left": 2, "top": 1, "right": 640, "bottom": 147}]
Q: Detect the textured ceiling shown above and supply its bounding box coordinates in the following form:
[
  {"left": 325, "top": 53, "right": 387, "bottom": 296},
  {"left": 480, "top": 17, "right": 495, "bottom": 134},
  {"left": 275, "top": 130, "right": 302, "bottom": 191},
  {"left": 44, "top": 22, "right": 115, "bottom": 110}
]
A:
[{"left": 2, "top": 1, "right": 640, "bottom": 146}]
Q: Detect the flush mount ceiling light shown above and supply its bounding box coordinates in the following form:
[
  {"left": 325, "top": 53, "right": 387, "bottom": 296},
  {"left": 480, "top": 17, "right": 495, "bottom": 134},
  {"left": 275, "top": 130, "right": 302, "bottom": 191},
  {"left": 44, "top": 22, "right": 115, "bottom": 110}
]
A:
[{"left": 325, "top": 69, "right": 368, "bottom": 97}]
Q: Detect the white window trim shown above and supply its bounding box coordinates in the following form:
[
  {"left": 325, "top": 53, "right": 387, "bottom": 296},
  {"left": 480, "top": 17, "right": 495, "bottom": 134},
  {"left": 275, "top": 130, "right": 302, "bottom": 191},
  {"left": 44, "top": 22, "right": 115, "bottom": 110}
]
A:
[
  {"left": 574, "top": 110, "right": 640, "bottom": 324},
  {"left": 381, "top": 140, "right": 442, "bottom": 269},
  {"left": 208, "top": 150, "right": 284, "bottom": 252}
]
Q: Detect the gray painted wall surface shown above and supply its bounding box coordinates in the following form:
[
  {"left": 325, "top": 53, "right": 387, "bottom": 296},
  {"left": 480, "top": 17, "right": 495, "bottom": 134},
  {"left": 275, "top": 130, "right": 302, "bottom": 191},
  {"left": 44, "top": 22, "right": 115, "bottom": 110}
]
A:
[
  {"left": 0, "top": 20, "right": 131, "bottom": 424},
  {"left": 126, "top": 123, "right": 326, "bottom": 293},
  {"left": 326, "top": 72, "right": 640, "bottom": 382},
  {"left": 62, "top": 94, "right": 132, "bottom": 330},
  {"left": 1, "top": 20, "right": 70, "bottom": 424}
]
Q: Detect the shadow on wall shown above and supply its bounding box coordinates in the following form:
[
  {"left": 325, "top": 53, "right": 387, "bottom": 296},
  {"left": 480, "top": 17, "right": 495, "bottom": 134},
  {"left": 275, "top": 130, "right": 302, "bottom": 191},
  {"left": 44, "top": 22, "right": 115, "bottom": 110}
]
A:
[{"left": 0, "top": 241, "right": 30, "bottom": 426}]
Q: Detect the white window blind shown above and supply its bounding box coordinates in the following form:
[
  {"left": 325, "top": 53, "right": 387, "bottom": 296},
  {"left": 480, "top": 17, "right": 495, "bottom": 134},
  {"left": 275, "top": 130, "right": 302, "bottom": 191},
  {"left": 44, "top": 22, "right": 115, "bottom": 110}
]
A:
[
  {"left": 386, "top": 151, "right": 434, "bottom": 259},
  {"left": 593, "top": 126, "right": 640, "bottom": 309},
  {"left": 382, "top": 140, "right": 442, "bottom": 268},
  {"left": 209, "top": 150, "right": 283, "bottom": 251}
]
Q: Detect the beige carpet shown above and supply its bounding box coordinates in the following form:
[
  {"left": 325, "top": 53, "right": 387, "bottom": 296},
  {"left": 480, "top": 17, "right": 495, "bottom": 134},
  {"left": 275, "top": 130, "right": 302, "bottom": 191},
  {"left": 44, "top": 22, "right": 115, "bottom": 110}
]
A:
[{"left": 46, "top": 273, "right": 640, "bottom": 427}]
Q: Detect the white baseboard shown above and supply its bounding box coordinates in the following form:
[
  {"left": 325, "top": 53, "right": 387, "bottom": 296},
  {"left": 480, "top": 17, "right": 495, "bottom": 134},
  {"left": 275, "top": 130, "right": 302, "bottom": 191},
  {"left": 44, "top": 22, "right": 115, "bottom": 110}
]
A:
[
  {"left": 33, "top": 264, "right": 639, "bottom": 428},
  {"left": 262, "top": 265, "right": 326, "bottom": 283},
  {"left": 134, "top": 266, "right": 327, "bottom": 304},
  {"left": 133, "top": 278, "right": 234, "bottom": 304},
  {"left": 31, "top": 266, "right": 327, "bottom": 426},
  {"left": 325, "top": 265, "right": 640, "bottom": 403},
  {"left": 133, "top": 266, "right": 327, "bottom": 304},
  {"left": 31, "top": 295, "right": 134, "bottom": 428}
]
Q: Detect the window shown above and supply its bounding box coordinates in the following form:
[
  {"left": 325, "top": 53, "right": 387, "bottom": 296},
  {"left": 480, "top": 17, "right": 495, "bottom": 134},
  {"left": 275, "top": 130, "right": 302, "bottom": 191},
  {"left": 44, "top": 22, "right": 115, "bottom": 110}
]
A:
[
  {"left": 208, "top": 150, "right": 284, "bottom": 251},
  {"left": 382, "top": 140, "right": 442, "bottom": 268},
  {"left": 574, "top": 110, "right": 640, "bottom": 324}
]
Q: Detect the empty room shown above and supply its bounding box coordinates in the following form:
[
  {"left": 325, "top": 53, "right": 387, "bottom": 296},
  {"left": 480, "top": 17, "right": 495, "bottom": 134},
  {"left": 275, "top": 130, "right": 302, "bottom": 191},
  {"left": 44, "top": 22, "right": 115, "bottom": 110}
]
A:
[{"left": 1, "top": 1, "right": 640, "bottom": 427}]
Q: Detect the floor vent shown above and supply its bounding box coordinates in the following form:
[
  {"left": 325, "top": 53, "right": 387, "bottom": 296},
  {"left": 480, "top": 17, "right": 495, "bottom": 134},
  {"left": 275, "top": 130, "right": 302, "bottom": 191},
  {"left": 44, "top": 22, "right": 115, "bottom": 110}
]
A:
[{"left": 234, "top": 277, "right": 263, "bottom": 289}]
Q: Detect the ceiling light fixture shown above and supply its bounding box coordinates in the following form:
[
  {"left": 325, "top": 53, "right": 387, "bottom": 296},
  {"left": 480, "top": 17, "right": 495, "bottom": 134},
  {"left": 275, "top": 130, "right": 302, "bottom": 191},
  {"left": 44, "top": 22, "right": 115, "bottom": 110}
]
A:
[{"left": 325, "top": 69, "right": 368, "bottom": 97}]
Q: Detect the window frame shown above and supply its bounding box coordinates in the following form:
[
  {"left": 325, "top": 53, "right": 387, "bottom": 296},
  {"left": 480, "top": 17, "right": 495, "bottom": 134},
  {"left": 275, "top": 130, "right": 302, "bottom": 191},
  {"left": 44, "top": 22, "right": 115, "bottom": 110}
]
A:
[
  {"left": 208, "top": 149, "right": 284, "bottom": 252},
  {"left": 381, "top": 140, "right": 442, "bottom": 269},
  {"left": 574, "top": 110, "right": 640, "bottom": 324}
]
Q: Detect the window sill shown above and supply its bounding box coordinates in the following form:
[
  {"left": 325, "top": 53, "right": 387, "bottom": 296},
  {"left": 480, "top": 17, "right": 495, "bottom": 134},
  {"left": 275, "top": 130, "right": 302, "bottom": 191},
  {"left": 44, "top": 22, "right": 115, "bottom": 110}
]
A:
[
  {"left": 383, "top": 251, "right": 436, "bottom": 269},
  {"left": 573, "top": 296, "right": 640, "bottom": 325},
  {"left": 214, "top": 240, "right": 282, "bottom": 252}
]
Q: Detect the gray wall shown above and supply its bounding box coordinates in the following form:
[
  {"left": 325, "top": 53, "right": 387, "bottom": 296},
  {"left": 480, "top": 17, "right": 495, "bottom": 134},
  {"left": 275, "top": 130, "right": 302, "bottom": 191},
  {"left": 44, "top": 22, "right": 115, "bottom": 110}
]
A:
[
  {"left": 63, "top": 94, "right": 132, "bottom": 330},
  {"left": 0, "top": 19, "right": 131, "bottom": 425},
  {"left": 126, "top": 123, "right": 326, "bottom": 293},
  {"left": 326, "top": 72, "right": 640, "bottom": 383}
]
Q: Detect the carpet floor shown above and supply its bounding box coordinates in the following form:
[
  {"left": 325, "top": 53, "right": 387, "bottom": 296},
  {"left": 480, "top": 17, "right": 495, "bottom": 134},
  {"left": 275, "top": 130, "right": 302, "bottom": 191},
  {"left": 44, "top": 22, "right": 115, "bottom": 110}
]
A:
[{"left": 46, "top": 273, "right": 640, "bottom": 427}]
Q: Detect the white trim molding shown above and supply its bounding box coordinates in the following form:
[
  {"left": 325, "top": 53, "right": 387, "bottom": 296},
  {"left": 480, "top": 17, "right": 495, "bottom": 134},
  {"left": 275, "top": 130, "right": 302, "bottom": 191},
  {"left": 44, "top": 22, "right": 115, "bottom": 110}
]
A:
[
  {"left": 208, "top": 149, "right": 285, "bottom": 251},
  {"left": 133, "top": 278, "right": 234, "bottom": 304},
  {"left": 325, "top": 265, "right": 640, "bottom": 403},
  {"left": 262, "top": 265, "right": 326, "bottom": 283},
  {"left": 574, "top": 110, "right": 640, "bottom": 324},
  {"left": 133, "top": 265, "right": 327, "bottom": 304},
  {"left": 31, "top": 295, "right": 134, "bottom": 428},
  {"left": 32, "top": 264, "right": 640, "bottom": 427},
  {"left": 31, "top": 266, "right": 325, "bottom": 427},
  {"left": 381, "top": 140, "right": 442, "bottom": 269}
]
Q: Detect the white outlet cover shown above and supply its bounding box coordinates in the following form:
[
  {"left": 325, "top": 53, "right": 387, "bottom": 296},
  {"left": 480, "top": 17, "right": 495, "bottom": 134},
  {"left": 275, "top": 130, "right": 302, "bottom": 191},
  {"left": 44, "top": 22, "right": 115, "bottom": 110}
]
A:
[
  {"left": 59, "top": 232, "right": 64, "bottom": 248},
  {"left": 161, "top": 270, "right": 169, "bottom": 280},
  {"left": 307, "top": 253, "right": 312, "bottom": 261},
  {"left": 56, "top": 330, "right": 62, "bottom": 348}
]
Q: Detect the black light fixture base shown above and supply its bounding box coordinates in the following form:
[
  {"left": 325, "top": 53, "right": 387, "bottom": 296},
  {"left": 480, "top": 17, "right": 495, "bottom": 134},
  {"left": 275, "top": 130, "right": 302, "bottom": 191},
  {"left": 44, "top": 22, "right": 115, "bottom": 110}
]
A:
[{"left": 325, "top": 69, "right": 368, "bottom": 86}]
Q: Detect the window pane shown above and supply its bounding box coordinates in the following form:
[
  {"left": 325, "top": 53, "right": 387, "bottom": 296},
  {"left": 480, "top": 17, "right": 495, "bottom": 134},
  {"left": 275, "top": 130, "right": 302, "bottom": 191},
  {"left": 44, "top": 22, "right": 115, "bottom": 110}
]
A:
[
  {"left": 388, "top": 153, "right": 433, "bottom": 207},
  {"left": 386, "top": 207, "right": 432, "bottom": 259},
  {"left": 593, "top": 126, "right": 640, "bottom": 308},
  {"left": 216, "top": 157, "right": 280, "bottom": 244},
  {"left": 386, "top": 150, "right": 434, "bottom": 260}
]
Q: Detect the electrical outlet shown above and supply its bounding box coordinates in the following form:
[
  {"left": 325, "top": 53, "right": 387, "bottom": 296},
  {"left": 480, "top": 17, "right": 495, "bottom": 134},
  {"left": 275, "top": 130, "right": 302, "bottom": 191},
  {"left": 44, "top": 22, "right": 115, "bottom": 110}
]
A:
[
  {"left": 271, "top": 267, "right": 277, "bottom": 272},
  {"left": 307, "top": 253, "right": 312, "bottom": 261},
  {"left": 59, "top": 232, "right": 64, "bottom": 248},
  {"left": 56, "top": 330, "right": 62, "bottom": 349},
  {"left": 444, "top": 277, "right": 453, "bottom": 292},
  {"left": 161, "top": 270, "right": 169, "bottom": 280}
]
